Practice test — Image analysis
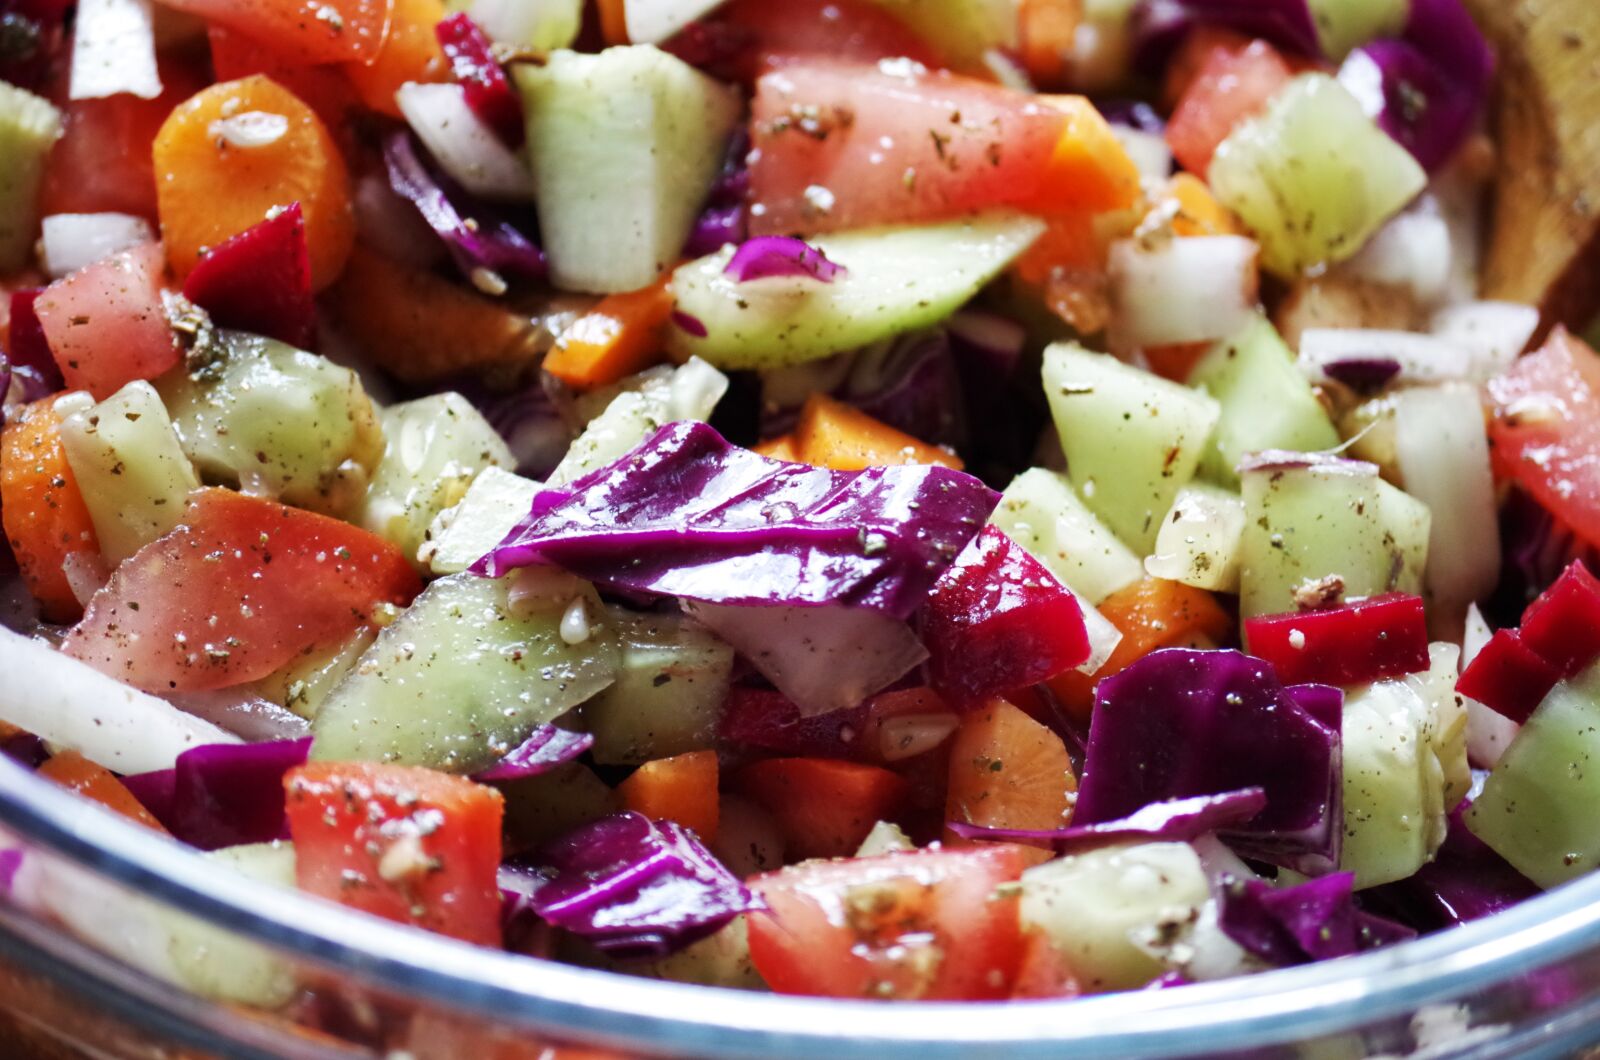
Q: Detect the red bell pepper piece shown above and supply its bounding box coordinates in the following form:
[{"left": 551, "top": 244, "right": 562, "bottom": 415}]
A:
[
  {"left": 1244, "top": 592, "right": 1430, "bottom": 687},
  {"left": 435, "top": 13, "right": 525, "bottom": 148},
  {"left": 1516, "top": 560, "right": 1600, "bottom": 675},
  {"left": 920, "top": 525, "right": 1090, "bottom": 710},
  {"left": 5, "top": 289, "right": 64, "bottom": 391},
  {"left": 1455, "top": 629, "right": 1562, "bottom": 724},
  {"left": 181, "top": 202, "right": 316, "bottom": 350}
]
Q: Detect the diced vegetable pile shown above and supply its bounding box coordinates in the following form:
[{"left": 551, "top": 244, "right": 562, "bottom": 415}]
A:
[{"left": 2, "top": 0, "right": 1596, "bottom": 1040}]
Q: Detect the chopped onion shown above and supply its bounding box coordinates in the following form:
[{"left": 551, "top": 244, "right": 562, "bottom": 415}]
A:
[
  {"left": 1110, "top": 125, "right": 1172, "bottom": 184},
  {"left": 1429, "top": 301, "right": 1539, "bottom": 380},
  {"left": 69, "top": 0, "right": 161, "bottom": 100},
  {"left": 1343, "top": 208, "right": 1451, "bottom": 307},
  {"left": 1298, "top": 328, "right": 1470, "bottom": 387},
  {"left": 1108, "top": 235, "right": 1258, "bottom": 354},
  {"left": 877, "top": 712, "right": 959, "bottom": 762},
  {"left": 1461, "top": 603, "right": 1519, "bottom": 768},
  {"left": 162, "top": 690, "right": 312, "bottom": 743},
  {"left": 40, "top": 214, "right": 155, "bottom": 279},
  {"left": 60, "top": 551, "right": 109, "bottom": 609},
  {"left": 621, "top": 0, "right": 727, "bottom": 44},
  {"left": 396, "top": 82, "right": 534, "bottom": 202},
  {"left": 1076, "top": 594, "right": 1123, "bottom": 675},
  {"left": 1391, "top": 384, "right": 1499, "bottom": 626},
  {"left": 469, "top": 0, "right": 580, "bottom": 51},
  {"left": 946, "top": 309, "right": 1026, "bottom": 362},
  {"left": 1145, "top": 483, "right": 1246, "bottom": 593}
]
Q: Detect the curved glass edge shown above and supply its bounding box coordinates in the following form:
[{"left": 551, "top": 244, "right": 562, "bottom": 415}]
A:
[{"left": 1, "top": 753, "right": 1599, "bottom": 1059}]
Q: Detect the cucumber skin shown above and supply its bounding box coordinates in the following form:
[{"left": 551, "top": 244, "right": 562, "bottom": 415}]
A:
[
  {"left": 0, "top": 82, "right": 61, "bottom": 272},
  {"left": 1044, "top": 343, "right": 1221, "bottom": 554},
  {"left": 585, "top": 609, "right": 734, "bottom": 765},
  {"left": 1338, "top": 678, "right": 1446, "bottom": 889},
  {"left": 989, "top": 467, "right": 1143, "bottom": 606},
  {"left": 311, "top": 573, "right": 619, "bottom": 773},
  {"left": 668, "top": 214, "right": 1045, "bottom": 370},
  {"left": 164, "top": 842, "right": 299, "bottom": 1007},
  {"left": 423, "top": 465, "right": 541, "bottom": 577}
]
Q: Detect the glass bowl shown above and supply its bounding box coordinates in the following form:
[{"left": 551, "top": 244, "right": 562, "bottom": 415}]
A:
[{"left": 1, "top": 754, "right": 1599, "bottom": 1058}]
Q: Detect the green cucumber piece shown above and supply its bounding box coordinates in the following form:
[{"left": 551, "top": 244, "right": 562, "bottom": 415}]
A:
[
  {"left": 158, "top": 331, "right": 384, "bottom": 516},
  {"left": 585, "top": 608, "right": 734, "bottom": 765},
  {"left": 165, "top": 842, "right": 299, "bottom": 1008},
  {"left": 1209, "top": 74, "right": 1426, "bottom": 278},
  {"left": 668, "top": 214, "right": 1045, "bottom": 370},
  {"left": 1237, "top": 456, "right": 1429, "bottom": 618},
  {"left": 638, "top": 917, "right": 764, "bottom": 990},
  {"left": 516, "top": 46, "right": 741, "bottom": 293},
  {"left": 311, "top": 572, "right": 619, "bottom": 772},
  {"left": 1144, "top": 482, "right": 1246, "bottom": 593},
  {"left": 863, "top": 0, "right": 1016, "bottom": 71},
  {"left": 549, "top": 357, "right": 728, "bottom": 485},
  {"left": 1188, "top": 314, "right": 1338, "bottom": 488},
  {"left": 1307, "top": 0, "right": 1407, "bottom": 58},
  {"left": 1019, "top": 842, "right": 1210, "bottom": 992},
  {"left": 1466, "top": 659, "right": 1600, "bottom": 888},
  {"left": 0, "top": 82, "right": 61, "bottom": 272},
  {"left": 359, "top": 392, "right": 513, "bottom": 566},
  {"left": 989, "top": 467, "right": 1143, "bottom": 606},
  {"left": 501, "top": 761, "right": 618, "bottom": 848},
  {"left": 462, "top": 0, "right": 581, "bottom": 52},
  {"left": 57, "top": 381, "right": 199, "bottom": 563},
  {"left": 422, "top": 465, "right": 541, "bottom": 576},
  {"left": 1043, "top": 342, "right": 1220, "bottom": 554},
  {"left": 250, "top": 627, "right": 377, "bottom": 721}
]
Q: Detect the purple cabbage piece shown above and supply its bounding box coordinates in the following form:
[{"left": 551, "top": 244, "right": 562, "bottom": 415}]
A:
[
  {"left": 0, "top": 848, "right": 22, "bottom": 895},
  {"left": 384, "top": 132, "right": 545, "bottom": 289},
  {"left": 0, "top": 730, "right": 46, "bottom": 769},
  {"left": 1075, "top": 649, "right": 1342, "bottom": 875},
  {"left": 685, "top": 130, "right": 751, "bottom": 257},
  {"left": 472, "top": 725, "right": 592, "bottom": 783},
  {"left": 1220, "top": 871, "right": 1416, "bottom": 966},
  {"left": 1321, "top": 356, "right": 1403, "bottom": 392},
  {"left": 724, "top": 237, "right": 846, "bottom": 284},
  {"left": 475, "top": 420, "right": 999, "bottom": 620},
  {"left": 520, "top": 810, "right": 763, "bottom": 958},
  {"left": 1367, "top": 807, "right": 1539, "bottom": 930},
  {"left": 1131, "top": 0, "right": 1322, "bottom": 75},
  {"left": 1145, "top": 970, "right": 1192, "bottom": 990},
  {"left": 947, "top": 788, "right": 1267, "bottom": 852},
  {"left": 121, "top": 737, "right": 311, "bottom": 851}
]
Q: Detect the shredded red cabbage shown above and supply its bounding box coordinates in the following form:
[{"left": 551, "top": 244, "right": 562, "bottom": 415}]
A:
[
  {"left": 384, "top": 132, "right": 545, "bottom": 290},
  {"left": 1219, "top": 871, "right": 1416, "bottom": 966},
  {"left": 181, "top": 203, "right": 317, "bottom": 351},
  {"left": 1131, "top": 0, "right": 1321, "bottom": 75},
  {"left": 948, "top": 788, "right": 1267, "bottom": 853},
  {"left": 475, "top": 420, "right": 998, "bottom": 620},
  {"left": 1365, "top": 807, "right": 1538, "bottom": 931},
  {"left": 0, "top": 730, "right": 46, "bottom": 768},
  {"left": 1075, "top": 649, "right": 1343, "bottom": 875},
  {"left": 724, "top": 236, "right": 847, "bottom": 283},
  {"left": 1321, "top": 356, "right": 1403, "bottom": 392},
  {"left": 514, "top": 811, "right": 763, "bottom": 958},
  {"left": 472, "top": 725, "right": 592, "bottom": 783},
  {"left": 450, "top": 371, "right": 574, "bottom": 480},
  {"left": 122, "top": 737, "right": 311, "bottom": 851},
  {"left": 685, "top": 129, "right": 750, "bottom": 257},
  {"left": 671, "top": 310, "right": 709, "bottom": 339},
  {"left": 435, "top": 13, "right": 525, "bottom": 148}
]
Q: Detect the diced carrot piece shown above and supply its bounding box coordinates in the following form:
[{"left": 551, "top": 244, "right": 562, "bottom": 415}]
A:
[
  {"left": 753, "top": 435, "right": 803, "bottom": 462},
  {"left": 1162, "top": 173, "right": 1245, "bottom": 237},
  {"left": 38, "top": 751, "right": 167, "bottom": 832},
  {"left": 208, "top": 27, "right": 362, "bottom": 136},
  {"left": 596, "top": 0, "right": 628, "bottom": 43},
  {"left": 160, "top": 0, "right": 393, "bottom": 65},
  {"left": 0, "top": 398, "right": 100, "bottom": 624},
  {"left": 793, "top": 393, "right": 962, "bottom": 471},
  {"left": 616, "top": 750, "right": 720, "bottom": 842},
  {"left": 1018, "top": 0, "right": 1081, "bottom": 87},
  {"left": 153, "top": 76, "right": 354, "bottom": 290},
  {"left": 343, "top": 0, "right": 450, "bottom": 117},
  {"left": 731, "top": 758, "right": 911, "bottom": 860},
  {"left": 1046, "top": 577, "right": 1233, "bottom": 722},
  {"left": 1012, "top": 206, "right": 1138, "bottom": 335},
  {"left": 325, "top": 247, "right": 540, "bottom": 383},
  {"left": 1142, "top": 341, "right": 1213, "bottom": 382},
  {"left": 1030, "top": 95, "right": 1143, "bottom": 214},
  {"left": 1010, "top": 931, "right": 1083, "bottom": 999},
  {"left": 541, "top": 277, "right": 675, "bottom": 389},
  {"left": 945, "top": 699, "right": 1075, "bottom": 844}
]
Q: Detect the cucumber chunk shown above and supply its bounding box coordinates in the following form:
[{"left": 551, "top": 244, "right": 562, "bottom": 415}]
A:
[
  {"left": 548, "top": 357, "right": 728, "bottom": 485},
  {"left": 501, "top": 761, "right": 618, "bottom": 848},
  {"left": 422, "top": 465, "right": 541, "bottom": 576},
  {"left": 517, "top": 46, "right": 741, "bottom": 293},
  {"left": 1019, "top": 841, "right": 1210, "bottom": 993},
  {"left": 249, "top": 627, "right": 377, "bottom": 721},
  {"left": 1144, "top": 482, "right": 1246, "bottom": 593},
  {"left": 1467, "top": 658, "right": 1600, "bottom": 888},
  {"left": 0, "top": 81, "right": 61, "bottom": 272},
  {"left": 668, "top": 214, "right": 1045, "bottom": 370},
  {"left": 165, "top": 842, "right": 299, "bottom": 1008},
  {"left": 863, "top": 0, "right": 1016, "bottom": 71},
  {"left": 1188, "top": 314, "right": 1338, "bottom": 488},
  {"left": 1209, "top": 74, "right": 1426, "bottom": 278},
  {"left": 312, "top": 572, "right": 619, "bottom": 772},
  {"left": 158, "top": 331, "right": 384, "bottom": 517},
  {"left": 1043, "top": 342, "right": 1220, "bottom": 554},
  {"left": 1307, "top": 0, "right": 1406, "bottom": 58},
  {"left": 359, "top": 392, "right": 513, "bottom": 566},
  {"left": 464, "top": 0, "right": 580, "bottom": 51},
  {"left": 57, "top": 380, "right": 199, "bottom": 563},
  {"left": 1238, "top": 456, "right": 1428, "bottom": 618},
  {"left": 584, "top": 608, "right": 734, "bottom": 765},
  {"left": 989, "top": 467, "right": 1143, "bottom": 606}
]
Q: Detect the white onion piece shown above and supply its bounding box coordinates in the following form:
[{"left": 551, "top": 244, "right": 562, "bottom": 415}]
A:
[
  {"left": 1392, "top": 384, "right": 1499, "bottom": 626},
  {"left": 40, "top": 213, "right": 154, "bottom": 278},
  {"left": 684, "top": 602, "right": 927, "bottom": 717},
  {"left": 395, "top": 82, "right": 534, "bottom": 202},
  {"left": 621, "top": 0, "right": 725, "bottom": 43},
  {"left": 1076, "top": 594, "right": 1122, "bottom": 675},
  {"left": 0, "top": 627, "right": 239, "bottom": 773},
  {"left": 946, "top": 308, "right": 1026, "bottom": 359},
  {"left": 60, "top": 551, "right": 110, "bottom": 608},
  {"left": 70, "top": 0, "right": 161, "bottom": 100},
  {"left": 1298, "top": 328, "right": 1471, "bottom": 386},
  {"left": 471, "top": 0, "right": 580, "bottom": 50},
  {"left": 1108, "top": 235, "right": 1258, "bottom": 354},
  {"left": 1110, "top": 126, "right": 1172, "bottom": 185},
  {"left": 163, "top": 689, "right": 312, "bottom": 742},
  {"left": 1144, "top": 482, "right": 1246, "bottom": 593},
  {"left": 981, "top": 47, "right": 1034, "bottom": 93},
  {"left": 1344, "top": 209, "right": 1451, "bottom": 307},
  {"left": 1428, "top": 301, "right": 1539, "bottom": 381},
  {"left": 353, "top": 174, "right": 446, "bottom": 269},
  {"left": 877, "top": 712, "right": 959, "bottom": 762},
  {"left": 1461, "top": 604, "right": 1519, "bottom": 769}
]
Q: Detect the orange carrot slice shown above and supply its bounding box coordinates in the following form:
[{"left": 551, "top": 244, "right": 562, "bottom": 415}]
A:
[
  {"left": 793, "top": 393, "right": 962, "bottom": 471},
  {"left": 616, "top": 750, "right": 720, "bottom": 842},
  {"left": 0, "top": 398, "right": 100, "bottom": 624}
]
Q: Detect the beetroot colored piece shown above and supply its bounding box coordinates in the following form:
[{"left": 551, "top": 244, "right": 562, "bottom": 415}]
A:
[
  {"left": 1456, "top": 628, "right": 1562, "bottom": 723},
  {"left": 1517, "top": 560, "right": 1600, "bottom": 675},
  {"left": 181, "top": 202, "right": 316, "bottom": 350},
  {"left": 719, "top": 686, "right": 875, "bottom": 761},
  {"left": 435, "top": 13, "right": 525, "bottom": 148},
  {"left": 6, "top": 288, "right": 65, "bottom": 394},
  {"left": 920, "top": 525, "right": 1089, "bottom": 710},
  {"left": 1244, "top": 592, "right": 1430, "bottom": 688}
]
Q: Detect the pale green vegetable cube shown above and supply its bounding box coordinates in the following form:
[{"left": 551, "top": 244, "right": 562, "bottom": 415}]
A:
[
  {"left": 585, "top": 608, "right": 735, "bottom": 765},
  {"left": 0, "top": 82, "right": 61, "bottom": 271},
  {"left": 165, "top": 842, "right": 299, "bottom": 1008},
  {"left": 423, "top": 466, "right": 541, "bottom": 576},
  {"left": 989, "top": 467, "right": 1143, "bottom": 606}
]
